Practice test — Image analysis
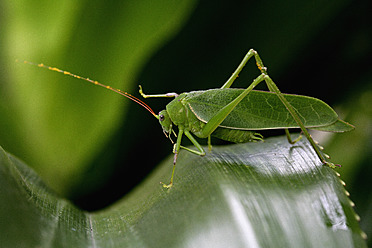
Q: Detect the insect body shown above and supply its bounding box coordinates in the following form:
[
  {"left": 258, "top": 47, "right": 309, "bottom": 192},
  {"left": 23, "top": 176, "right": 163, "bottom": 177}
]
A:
[
  {"left": 140, "top": 49, "right": 354, "bottom": 187},
  {"left": 23, "top": 49, "right": 354, "bottom": 188}
]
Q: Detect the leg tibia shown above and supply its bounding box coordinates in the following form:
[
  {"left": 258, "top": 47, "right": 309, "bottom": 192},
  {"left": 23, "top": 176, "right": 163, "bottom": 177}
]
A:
[
  {"left": 208, "top": 136, "right": 212, "bottom": 152},
  {"left": 221, "top": 49, "right": 268, "bottom": 89},
  {"left": 139, "top": 85, "right": 178, "bottom": 98},
  {"left": 285, "top": 129, "right": 302, "bottom": 144},
  {"left": 263, "top": 76, "right": 332, "bottom": 166}
]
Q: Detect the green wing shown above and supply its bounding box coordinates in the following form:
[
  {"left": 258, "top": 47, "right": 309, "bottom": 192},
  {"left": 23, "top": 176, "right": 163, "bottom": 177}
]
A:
[{"left": 185, "top": 88, "right": 351, "bottom": 132}]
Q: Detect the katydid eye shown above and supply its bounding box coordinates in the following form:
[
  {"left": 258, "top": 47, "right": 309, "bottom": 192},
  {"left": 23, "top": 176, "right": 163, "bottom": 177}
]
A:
[{"left": 159, "top": 114, "right": 165, "bottom": 121}]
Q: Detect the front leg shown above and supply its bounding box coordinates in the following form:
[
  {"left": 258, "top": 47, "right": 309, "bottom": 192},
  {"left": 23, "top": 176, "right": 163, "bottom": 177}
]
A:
[
  {"left": 139, "top": 85, "right": 178, "bottom": 98},
  {"left": 161, "top": 128, "right": 184, "bottom": 188}
]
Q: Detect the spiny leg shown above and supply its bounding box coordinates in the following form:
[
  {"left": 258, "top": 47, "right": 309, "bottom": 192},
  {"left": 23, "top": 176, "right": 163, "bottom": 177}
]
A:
[
  {"left": 162, "top": 129, "right": 206, "bottom": 188},
  {"left": 161, "top": 128, "right": 184, "bottom": 188},
  {"left": 231, "top": 49, "right": 334, "bottom": 167},
  {"left": 263, "top": 75, "right": 336, "bottom": 167},
  {"left": 208, "top": 49, "right": 334, "bottom": 167},
  {"left": 249, "top": 51, "right": 326, "bottom": 162}
]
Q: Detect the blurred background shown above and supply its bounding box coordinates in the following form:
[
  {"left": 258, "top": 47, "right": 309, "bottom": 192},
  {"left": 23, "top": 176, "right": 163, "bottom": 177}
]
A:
[{"left": 0, "top": 0, "right": 371, "bottom": 241}]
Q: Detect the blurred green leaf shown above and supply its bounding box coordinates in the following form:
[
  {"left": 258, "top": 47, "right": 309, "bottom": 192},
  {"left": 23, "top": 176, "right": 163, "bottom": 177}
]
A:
[
  {"left": 1, "top": 1, "right": 196, "bottom": 194},
  {"left": 0, "top": 136, "right": 366, "bottom": 247}
]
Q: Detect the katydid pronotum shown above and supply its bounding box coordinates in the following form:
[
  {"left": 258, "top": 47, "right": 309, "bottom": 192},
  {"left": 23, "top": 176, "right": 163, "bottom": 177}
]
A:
[{"left": 23, "top": 49, "right": 354, "bottom": 188}]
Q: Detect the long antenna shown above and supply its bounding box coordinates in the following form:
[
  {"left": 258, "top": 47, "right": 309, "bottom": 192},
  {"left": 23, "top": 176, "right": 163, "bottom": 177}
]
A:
[{"left": 21, "top": 60, "right": 158, "bottom": 118}]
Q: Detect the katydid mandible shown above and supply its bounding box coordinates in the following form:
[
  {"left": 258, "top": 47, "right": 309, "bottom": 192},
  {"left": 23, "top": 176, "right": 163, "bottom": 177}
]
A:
[{"left": 23, "top": 49, "right": 354, "bottom": 188}]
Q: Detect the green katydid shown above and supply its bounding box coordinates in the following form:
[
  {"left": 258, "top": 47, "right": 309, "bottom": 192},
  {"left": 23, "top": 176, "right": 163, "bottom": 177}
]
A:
[{"left": 22, "top": 49, "right": 354, "bottom": 188}]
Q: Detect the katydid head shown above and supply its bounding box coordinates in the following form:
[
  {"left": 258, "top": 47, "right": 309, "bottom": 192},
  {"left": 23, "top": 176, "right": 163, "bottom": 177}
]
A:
[{"left": 158, "top": 110, "right": 173, "bottom": 134}]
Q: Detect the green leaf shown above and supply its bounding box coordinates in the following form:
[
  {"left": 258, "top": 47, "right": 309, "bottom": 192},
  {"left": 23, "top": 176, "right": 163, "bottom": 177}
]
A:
[
  {"left": 0, "top": 136, "right": 366, "bottom": 247},
  {"left": 2, "top": 0, "right": 197, "bottom": 195}
]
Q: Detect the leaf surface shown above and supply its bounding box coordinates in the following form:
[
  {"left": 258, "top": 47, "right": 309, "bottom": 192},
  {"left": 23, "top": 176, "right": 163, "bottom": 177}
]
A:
[{"left": 0, "top": 136, "right": 366, "bottom": 247}]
